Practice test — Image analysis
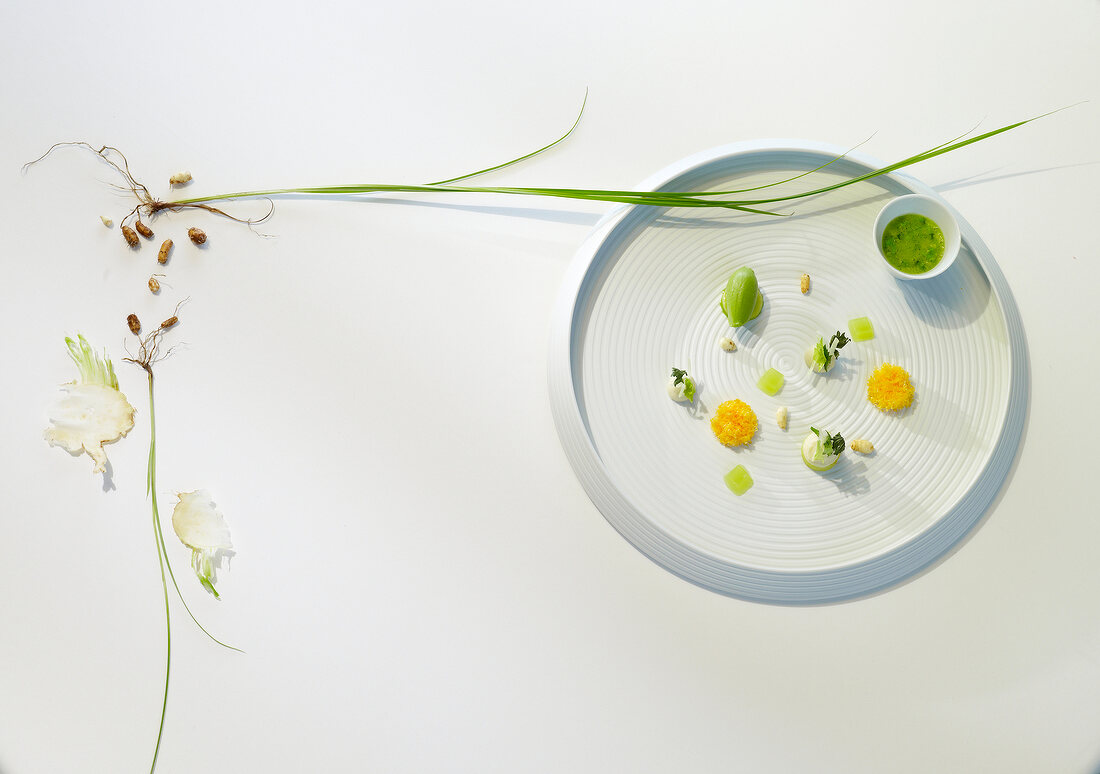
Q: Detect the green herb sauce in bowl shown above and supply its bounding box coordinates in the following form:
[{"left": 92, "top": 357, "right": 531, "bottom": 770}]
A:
[
  {"left": 881, "top": 213, "right": 945, "bottom": 274},
  {"left": 873, "top": 194, "right": 960, "bottom": 280}
]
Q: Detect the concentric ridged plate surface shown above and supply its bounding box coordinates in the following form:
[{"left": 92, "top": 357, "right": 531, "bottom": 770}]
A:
[{"left": 548, "top": 141, "right": 1026, "bottom": 605}]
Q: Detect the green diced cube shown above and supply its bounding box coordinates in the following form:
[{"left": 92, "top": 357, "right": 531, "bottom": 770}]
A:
[
  {"left": 757, "top": 367, "right": 784, "bottom": 396},
  {"left": 724, "top": 465, "right": 753, "bottom": 495},
  {"left": 849, "top": 316, "right": 875, "bottom": 342}
]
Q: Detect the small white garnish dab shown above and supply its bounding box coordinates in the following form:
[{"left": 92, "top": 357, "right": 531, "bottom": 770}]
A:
[
  {"left": 44, "top": 335, "right": 135, "bottom": 473},
  {"left": 100, "top": 215, "right": 113, "bottom": 227},
  {"left": 720, "top": 337, "right": 737, "bottom": 352},
  {"left": 172, "top": 490, "right": 233, "bottom": 597},
  {"left": 667, "top": 367, "right": 696, "bottom": 403},
  {"left": 776, "top": 406, "right": 788, "bottom": 430}
]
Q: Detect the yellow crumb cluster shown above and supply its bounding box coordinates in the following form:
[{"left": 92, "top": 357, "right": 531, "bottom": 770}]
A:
[
  {"left": 867, "top": 363, "right": 915, "bottom": 412},
  {"left": 711, "top": 399, "right": 758, "bottom": 447}
]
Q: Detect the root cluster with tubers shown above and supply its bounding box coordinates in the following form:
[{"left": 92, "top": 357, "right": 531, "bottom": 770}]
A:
[
  {"left": 23, "top": 141, "right": 270, "bottom": 237},
  {"left": 23, "top": 143, "right": 228, "bottom": 306}
]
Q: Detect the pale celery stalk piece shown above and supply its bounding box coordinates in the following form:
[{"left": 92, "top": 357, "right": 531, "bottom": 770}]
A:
[
  {"left": 757, "top": 368, "right": 785, "bottom": 396},
  {"left": 724, "top": 465, "right": 754, "bottom": 495},
  {"left": 171, "top": 491, "right": 233, "bottom": 598},
  {"left": 44, "top": 335, "right": 135, "bottom": 473}
]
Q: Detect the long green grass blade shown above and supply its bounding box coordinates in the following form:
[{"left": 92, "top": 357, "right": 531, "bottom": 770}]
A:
[
  {"left": 170, "top": 183, "right": 785, "bottom": 213},
  {"left": 164, "top": 106, "right": 1073, "bottom": 215},
  {"left": 149, "top": 481, "right": 170, "bottom": 774},
  {"left": 145, "top": 372, "right": 243, "bottom": 652},
  {"left": 428, "top": 89, "right": 589, "bottom": 185},
  {"left": 712, "top": 110, "right": 1068, "bottom": 207},
  {"left": 142, "top": 369, "right": 243, "bottom": 771},
  {"left": 146, "top": 373, "right": 170, "bottom": 774}
]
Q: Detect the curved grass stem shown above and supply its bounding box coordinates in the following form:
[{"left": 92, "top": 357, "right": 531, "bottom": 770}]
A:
[
  {"left": 428, "top": 89, "right": 589, "bottom": 185},
  {"left": 146, "top": 372, "right": 170, "bottom": 774},
  {"left": 161, "top": 106, "right": 1075, "bottom": 218},
  {"left": 142, "top": 369, "right": 242, "bottom": 773},
  {"left": 145, "top": 372, "right": 243, "bottom": 652}
]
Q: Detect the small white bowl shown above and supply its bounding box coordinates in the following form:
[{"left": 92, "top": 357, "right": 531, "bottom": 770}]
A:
[{"left": 873, "top": 194, "right": 961, "bottom": 280}]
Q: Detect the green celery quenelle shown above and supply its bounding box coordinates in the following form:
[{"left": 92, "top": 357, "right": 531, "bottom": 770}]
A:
[{"left": 720, "top": 266, "right": 763, "bottom": 327}]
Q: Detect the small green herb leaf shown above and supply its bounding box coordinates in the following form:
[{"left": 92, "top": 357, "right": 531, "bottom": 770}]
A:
[
  {"left": 813, "top": 337, "right": 829, "bottom": 369},
  {"left": 829, "top": 330, "right": 851, "bottom": 354},
  {"left": 812, "top": 331, "right": 851, "bottom": 372},
  {"left": 810, "top": 426, "right": 845, "bottom": 457},
  {"left": 831, "top": 433, "right": 846, "bottom": 456},
  {"left": 683, "top": 377, "right": 696, "bottom": 402}
]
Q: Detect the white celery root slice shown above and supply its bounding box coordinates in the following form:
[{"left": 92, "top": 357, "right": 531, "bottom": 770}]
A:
[
  {"left": 172, "top": 490, "right": 233, "bottom": 596},
  {"left": 44, "top": 336, "right": 135, "bottom": 473}
]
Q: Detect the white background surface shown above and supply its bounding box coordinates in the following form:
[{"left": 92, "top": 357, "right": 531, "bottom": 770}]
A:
[{"left": 1, "top": 1, "right": 1098, "bottom": 772}]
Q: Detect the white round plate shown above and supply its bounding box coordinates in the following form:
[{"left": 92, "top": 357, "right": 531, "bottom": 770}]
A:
[{"left": 548, "top": 140, "right": 1027, "bottom": 605}]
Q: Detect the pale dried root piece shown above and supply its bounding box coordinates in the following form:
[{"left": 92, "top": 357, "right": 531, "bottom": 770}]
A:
[
  {"left": 851, "top": 439, "right": 874, "bottom": 454},
  {"left": 157, "top": 238, "right": 173, "bottom": 265},
  {"left": 148, "top": 276, "right": 161, "bottom": 293},
  {"left": 188, "top": 227, "right": 207, "bottom": 245},
  {"left": 169, "top": 171, "right": 193, "bottom": 185},
  {"left": 776, "top": 406, "right": 788, "bottom": 430},
  {"left": 121, "top": 225, "right": 139, "bottom": 247},
  {"left": 100, "top": 215, "right": 113, "bottom": 227},
  {"left": 800, "top": 273, "right": 810, "bottom": 294},
  {"left": 720, "top": 337, "right": 737, "bottom": 352},
  {"left": 127, "top": 313, "right": 141, "bottom": 334},
  {"left": 135, "top": 220, "right": 153, "bottom": 238}
]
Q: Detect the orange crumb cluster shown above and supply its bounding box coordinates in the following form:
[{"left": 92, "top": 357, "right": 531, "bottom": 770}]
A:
[
  {"left": 710, "top": 400, "right": 758, "bottom": 447},
  {"left": 867, "top": 363, "right": 915, "bottom": 412}
]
